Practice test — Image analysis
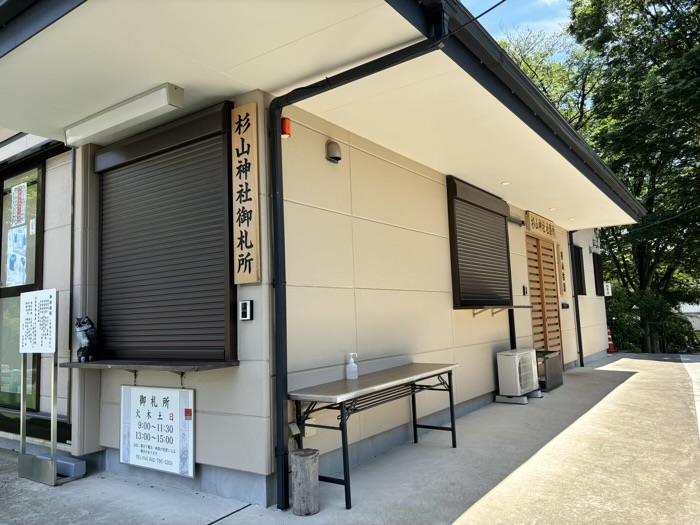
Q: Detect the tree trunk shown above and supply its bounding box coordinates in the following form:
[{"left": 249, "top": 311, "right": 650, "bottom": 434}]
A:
[
  {"left": 642, "top": 323, "right": 651, "bottom": 353},
  {"left": 650, "top": 326, "right": 661, "bottom": 354}
]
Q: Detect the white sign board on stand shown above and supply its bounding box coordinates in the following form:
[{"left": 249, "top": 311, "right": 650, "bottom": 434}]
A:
[
  {"left": 120, "top": 386, "right": 195, "bottom": 477},
  {"left": 18, "top": 289, "right": 63, "bottom": 486},
  {"left": 20, "top": 289, "right": 57, "bottom": 353}
]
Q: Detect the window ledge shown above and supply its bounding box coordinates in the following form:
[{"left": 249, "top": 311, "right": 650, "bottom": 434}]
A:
[
  {"left": 454, "top": 305, "right": 533, "bottom": 310},
  {"left": 59, "top": 360, "right": 239, "bottom": 373}
]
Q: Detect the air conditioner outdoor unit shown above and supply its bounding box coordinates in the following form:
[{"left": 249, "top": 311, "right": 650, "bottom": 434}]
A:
[{"left": 497, "top": 349, "right": 539, "bottom": 397}]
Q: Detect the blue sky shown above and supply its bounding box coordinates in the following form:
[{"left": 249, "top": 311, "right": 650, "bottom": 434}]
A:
[{"left": 461, "top": 0, "right": 571, "bottom": 40}]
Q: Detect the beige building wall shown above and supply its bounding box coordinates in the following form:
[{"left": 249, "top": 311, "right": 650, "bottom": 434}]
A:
[
  {"left": 507, "top": 206, "right": 534, "bottom": 352},
  {"left": 555, "top": 227, "right": 581, "bottom": 367},
  {"left": 62, "top": 92, "right": 609, "bottom": 486},
  {"left": 572, "top": 229, "right": 609, "bottom": 359},
  {"left": 39, "top": 151, "right": 73, "bottom": 417},
  {"left": 283, "top": 106, "right": 532, "bottom": 455},
  {"left": 89, "top": 91, "right": 275, "bottom": 478}
]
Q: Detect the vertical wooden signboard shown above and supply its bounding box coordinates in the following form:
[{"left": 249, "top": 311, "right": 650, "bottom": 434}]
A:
[{"left": 232, "top": 104, "right": 261, "bottom": 284}]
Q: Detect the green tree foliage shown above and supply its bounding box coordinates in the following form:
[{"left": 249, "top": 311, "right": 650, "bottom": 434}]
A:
[
  {"left": 569, "top": 0, "right": 700, "bottom": 352},
  {"left": 501, "top": 28, "right": 603, "bottom": 137},
  {"left": 502, "top": 1, "right": 700, "bottom": 352}
]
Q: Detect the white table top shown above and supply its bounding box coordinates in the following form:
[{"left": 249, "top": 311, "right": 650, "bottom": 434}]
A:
[{"left": 288, "top": 363, "right": 458, "bottom": 404}]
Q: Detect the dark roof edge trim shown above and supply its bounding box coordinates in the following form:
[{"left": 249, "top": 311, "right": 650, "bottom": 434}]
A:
[
  {"left": 446, "top": 0, "right": 646, "bottom": 219},
  {"left": 0, "top": 132, "right": 27, "bottom": 150},
  {"left": 0, "top": 140, "right": 69, "bottom": 174},
  {"left": 0, "top": 0, "right": 87, "bottom": 60}
]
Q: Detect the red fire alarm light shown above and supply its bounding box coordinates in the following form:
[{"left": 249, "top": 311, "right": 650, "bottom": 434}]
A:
[{"left": 281, "top": 117, "right": 292, "bottom": 138}]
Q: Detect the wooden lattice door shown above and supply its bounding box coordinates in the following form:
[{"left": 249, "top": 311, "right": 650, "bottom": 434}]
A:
[{"left": 527, "top": 235, "right": 562, "bottom": 353}]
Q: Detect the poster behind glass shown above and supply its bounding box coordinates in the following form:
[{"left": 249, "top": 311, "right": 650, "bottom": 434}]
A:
[{"left": 1, "top": 169, "right": 38, "bottom": 289}]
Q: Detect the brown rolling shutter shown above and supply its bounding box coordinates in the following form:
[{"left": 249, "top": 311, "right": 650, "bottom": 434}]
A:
[
  {"left": 446, "top": 176, "right": 513, "bottom": 308},
  {"left": 100, "top": 136, "right": 228, "bottom": 360},
  {"left": 452, "top": 200, "right": 512, "bottom": 306}
]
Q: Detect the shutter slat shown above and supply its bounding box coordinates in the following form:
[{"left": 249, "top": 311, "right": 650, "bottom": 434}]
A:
[
  {"left": 452, "top": 199, "right": 511, "bottom": 306},
  {"left": 100, "top": 136, "right": 227, "bottom": 360}
]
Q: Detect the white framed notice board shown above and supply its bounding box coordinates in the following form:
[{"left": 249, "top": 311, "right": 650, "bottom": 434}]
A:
[
  {"left": 19, "top": 289, "right": 57, "bottom": 353},
  {"left": 120, "top": 386, "right": 195, "bottom": 477}
]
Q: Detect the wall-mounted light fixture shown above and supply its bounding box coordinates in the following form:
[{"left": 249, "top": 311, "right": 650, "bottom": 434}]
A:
[
  {"left": 325, "top": 140, "right": 342, "bottom": 163},
  {"left": 64, "top": 83, "right": 184, "bottom": 147}
]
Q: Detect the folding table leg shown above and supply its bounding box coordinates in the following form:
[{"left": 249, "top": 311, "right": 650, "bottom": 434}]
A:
[
  {"left": 295, "top": 401, "right": 304, "bottom": 449},
  {"left": 411, "top": 392, "right": 418, "bottom": 443},
  {"left": 340, "top": 403, "right": 352, "bottom": 509},
  {"left": 448, "top": 371, "right": 457, "bottom": 448}
]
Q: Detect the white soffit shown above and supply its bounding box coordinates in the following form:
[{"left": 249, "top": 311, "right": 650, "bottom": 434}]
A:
[
  {"left": 0, "top": 0, "right": 422, "bottom": 142},
  {"left": 0, "top": 0, "right": 633, "bottom": 228},
  {"left": 298, "top": 51, "right": 636, "bottom": 229}
]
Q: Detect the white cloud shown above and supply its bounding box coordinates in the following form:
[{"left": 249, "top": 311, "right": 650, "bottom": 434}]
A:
[{"left": 529, "top": 16, "right": 570, "bottom": 33}]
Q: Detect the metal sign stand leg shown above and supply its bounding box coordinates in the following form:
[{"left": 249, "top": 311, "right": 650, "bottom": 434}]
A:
[
  {"left": 17, "top": 291, "right": 83, "bottom": 486},
  {"left": 18, "top": 292, "right": 73, "bottom": 486},
  {"left": 19, "top": 352, "right": 26, "bottom": 456},
  {"left": 18, "top": 353, "right": 57, "bottom": 485}
]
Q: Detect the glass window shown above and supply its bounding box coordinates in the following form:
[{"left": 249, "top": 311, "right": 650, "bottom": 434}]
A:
[
  {"left": 0, "top": 296, "right": 37, "bottom": 409},
  {"left": 1, "top": 168, "right": 39, "bottom": 289},
  {"left": 0, "top": 165, "right": 42, "bottom": 411}
]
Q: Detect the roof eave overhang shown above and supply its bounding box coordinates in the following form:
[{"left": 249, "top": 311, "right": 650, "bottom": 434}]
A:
[
  {"left": 395, "top": 0, "right": 646, "bottom": 223},
  {"left": 0, "top": 0, "right": 87, "bottom": 60}
]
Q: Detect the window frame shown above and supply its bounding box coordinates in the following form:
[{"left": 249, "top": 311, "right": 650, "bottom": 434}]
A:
[
  {"left": 592, "top": 252, "right": 605, "bottom": 296},
  {"left": 0, "top": 158, "right": 47, "bottom": 411},
  {"left": 0, "top": 161, "right": 46, "bottom": 298},
  {"left": 94, "top": 102, "right": 237, "bottom": 363},
  {"left": 572, "top": 245, "right": 587, "bottom": 296},
  {"left": 446, "top": 176, "right": 514, "bottom": 309}
]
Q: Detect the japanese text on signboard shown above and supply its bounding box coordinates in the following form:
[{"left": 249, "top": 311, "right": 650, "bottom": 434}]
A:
[
  {"left": 232, "top": 104, "right": 261, "bottom": 284},
  {"left": 557, "top": 244, "right": 568, "bottom": 296},
  {"left": 19, "top": 289, "right": 56, "bottom": 353},
  {"left": 11, "top": 182, "right": 27, "bottom": 227},
  {"left": 120, "top": 386, "right": 195, "bottom": 477},
  {"left": 526, "top": 211, "right": 556, "bottom": 239}
]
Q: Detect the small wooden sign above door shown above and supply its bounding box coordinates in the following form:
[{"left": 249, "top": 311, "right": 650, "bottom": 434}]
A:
[{"left": 526, "top": 211, "right": 556, "bottom": 240}]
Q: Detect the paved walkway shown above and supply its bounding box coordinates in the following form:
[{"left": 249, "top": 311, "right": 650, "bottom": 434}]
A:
[
  {"left": 454, "top": 354, "right": 700, "bottom": 525},
  {"left": 1, "top": 354, "right": 698, "bottom": 525}
]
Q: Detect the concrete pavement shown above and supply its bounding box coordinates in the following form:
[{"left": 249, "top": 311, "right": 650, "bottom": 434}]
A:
[
  {"left": 1, "top": 353, "right": 698, "bottom": 525},
  {"left": 454, "top": 353, "right": 700, "bottom": 525}
]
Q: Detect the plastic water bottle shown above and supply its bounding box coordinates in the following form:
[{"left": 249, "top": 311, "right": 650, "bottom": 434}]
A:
[{"left": 346, "top": 353, "right": 358, "bottom": 380}]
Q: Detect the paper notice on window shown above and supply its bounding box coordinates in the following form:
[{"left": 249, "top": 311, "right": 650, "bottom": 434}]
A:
[
  {"left": 6, "top": 226, "right": 28, "bottom": 287},
  {"left": 11, "top": 182, "right": 27, "bottom": 226},
  {"left": 29, "top": 218, "right": 36, "bottom": 235}
]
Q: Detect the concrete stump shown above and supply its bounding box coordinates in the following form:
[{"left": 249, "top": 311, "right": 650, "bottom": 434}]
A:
[{"left": 291, "top": 448, "right": 320, "bottom": 516}]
